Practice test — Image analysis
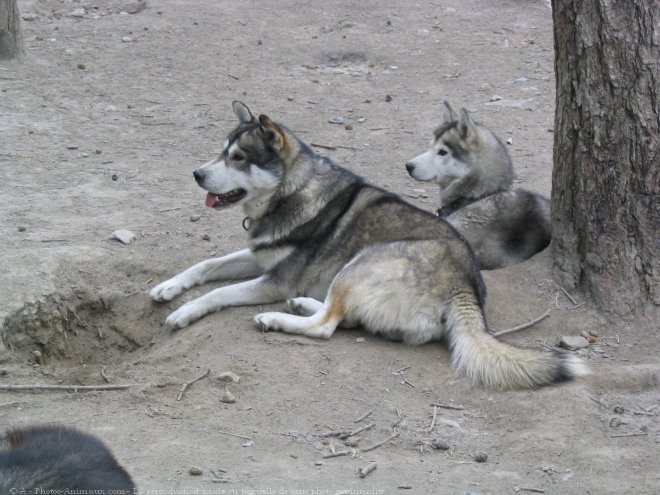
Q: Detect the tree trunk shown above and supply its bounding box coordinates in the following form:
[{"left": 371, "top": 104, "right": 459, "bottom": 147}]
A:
[
  {"left": 0, "top": 0, "right": 24, "bottom": 59},
  {"left": 551, "top": 0, "right": 659, "bottom": 318}
]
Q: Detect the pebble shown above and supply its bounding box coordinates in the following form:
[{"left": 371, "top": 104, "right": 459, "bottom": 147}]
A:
[
  {"left": 111, "top": 229, "right": 136, "bottom": 245},
  {"left": 66, "top": 144, "right": 78, "bottom": 150},
  {"left": 344, "top": 123, "right": 353, "bottom": 130},
  {"left": 122, "top": 36, "right": 134, "bottom": 43},
  {"left": 17, "top": 225, "right": 26, "bottom": 232},
  {"left": 201, "top": 233, "right": 211, "bottom": 241},
  {"left": 217, "top": 371, "right": 240, "bottom": 383},
  {"left": 21, "top": 13, "right": 39, "bottom": 21},
  {"left": 385, "top": 95, "right": 393, "bottom": 102},
  {"left": 490, "top": 95, "right": 503, "bottom": 102},
  {"left": 33, "top": 350, "right": 43, "bottom": 365},
  {"left": 431, "top": 439, "right": 450, "bottom": 451},
  {"left": 190, "top": 214, "right": 201, "bottom": 222},
  {"left": 506, "top": 137, "right": 513, "bottom": 145},
  {"left": 560, "top": 335, "right": 589, "bottom": 350},
  {"left": 220, "top": 388, "right": 236, "bottom": 403},
  {"left": 328, "top": 116, "right": 345, "bottom": 125},
  {"left": 77, "top": 63, "right": 86, "bottom": 70},
  {"left": 68, "top": 8, "right": 86, "bottom": 18},
  {"left": 112, "top": 174, "right": 119, "bottom": 181},
  {"left": 474, "top": 452, "right": 488, "bottom": 463},
  {"left": 355, "top": 337, "right": 366, "bottom": 343},
  {"left": 189, "top": 466, "right": 203, "bottom": 476}
]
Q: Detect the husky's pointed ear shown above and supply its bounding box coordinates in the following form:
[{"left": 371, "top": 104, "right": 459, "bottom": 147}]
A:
[
  {"left": 258, "top": 114, "right": 288, "bottom": 153},
  {"left": 232, "top": 101, "right": 256, "bottom": 124},
  {"left": 441, "top": 101, "right": 456, "bottom": 123},
  {"left": 457, "top": 108, "right": 478, "bottom": 141}
]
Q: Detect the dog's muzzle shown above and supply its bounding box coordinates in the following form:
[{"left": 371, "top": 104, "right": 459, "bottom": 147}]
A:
[{"left": 193, "top": 168, "right": 205, "bottom": 186}]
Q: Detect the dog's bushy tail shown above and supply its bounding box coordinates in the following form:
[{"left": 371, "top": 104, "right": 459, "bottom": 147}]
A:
[{"left": 445, "top": 295, "right": 589, "bottom": 389}]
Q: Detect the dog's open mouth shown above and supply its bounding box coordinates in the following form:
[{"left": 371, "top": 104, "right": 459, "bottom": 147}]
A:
[{"left": 205, "top": 189, "right": 247, "bottom": 208}]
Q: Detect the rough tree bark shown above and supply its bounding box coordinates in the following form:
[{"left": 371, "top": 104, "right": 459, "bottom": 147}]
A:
[
  {"left": 551, "top": 0, "right": 659, "bottom": 318},
  {"left": 0, "top": 0, "right": 24, "bottom": 59}
]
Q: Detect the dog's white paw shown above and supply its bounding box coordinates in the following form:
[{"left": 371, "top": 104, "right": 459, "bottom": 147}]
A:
[
  {"left": 285, "top": 297, "right": 322, "bottom": 316},
  {"left": 254, "top": 312, "right": 281, "bottom": 332},
  {"left": 150, "top": 278, "right": 188, "bottom": 302},
  {"left": 165, "top": 302, "right": 204, "bottom": 329}
]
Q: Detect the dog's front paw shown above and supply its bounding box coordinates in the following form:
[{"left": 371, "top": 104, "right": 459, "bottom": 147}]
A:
[
  {"left": 254, "top": 312, "right": 281, "bottom": 332},
  {"left": 150, "top": 278, "right": 188, "bottom": 302},
  {"left": 165, "top": 302, "right": 205, "bottom": 329}
]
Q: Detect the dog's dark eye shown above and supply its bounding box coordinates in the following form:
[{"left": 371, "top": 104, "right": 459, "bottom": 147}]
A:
[
  {"left": 231, "top": 152, "right": 245, "bottom": 161},
  {"left": 438, "top": 149, "right": 448, "bottom": 156}
]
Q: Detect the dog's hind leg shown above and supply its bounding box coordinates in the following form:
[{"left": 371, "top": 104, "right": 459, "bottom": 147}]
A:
[
  {"left": 286, "top": 297, "right": 360, "bottom": 329},
  {"left": 255, "top": 294, "right": 349, "bottom": 340}
]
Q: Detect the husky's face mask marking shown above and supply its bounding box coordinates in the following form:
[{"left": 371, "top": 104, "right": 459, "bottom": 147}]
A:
[
  {"left": 405, "top": 125, "right": 470, "bottom": 183},
  {"left": 193, "top": 102, "right": 284, "bottom": 210}
]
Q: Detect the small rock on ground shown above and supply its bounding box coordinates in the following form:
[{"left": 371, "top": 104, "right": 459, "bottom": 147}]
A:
[
  {"left": 111, "top": 229, "right": 136, "bottom": 245},
  {"left": 560, "top": 335, "right": 589, "bottom": 350}
]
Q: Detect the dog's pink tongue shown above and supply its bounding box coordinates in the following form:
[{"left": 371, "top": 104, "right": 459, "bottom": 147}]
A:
[{"left": 205, "top": 192, "right": 219, "bottom": 207}]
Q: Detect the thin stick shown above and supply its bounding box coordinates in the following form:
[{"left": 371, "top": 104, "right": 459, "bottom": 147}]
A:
[
  {"left": 347, "top": 422, "right": 375, "bottom": 438},
  {"left": 492, "top": 309, "right": 552, "bottom": 337},
  {"left": 631, "top": 409, "right": 657, "bottom": 417},
  {"left": 428, "top": 406, "right": 438, "bottom": 432},
  {"left": 361, "top": 431, "right": 400, "bottom": 452},
  {"left": 357, "top": 462, "right": 377, "bottom": 478},
  {"left": 310, "top": 143, "right": 337, "bottom": 151},
  {"left": 217, "top": 429, "right": 252, "bottom": 441},
  {"left": 560, "top": 287, "right": 578, "bottom": 305},
  {"left": 431, "top": 402, "right": 465, "bottom": 411},
  {"left": 322, "top": 449, "right": 351, "bottom": 458},
  {"left": 177, "top": 369, "right": 211, "bottom": 401},
  {"left": 519, "top": 488, "right": 545, "bottom": 494},
  {"left": 611, "top": 432, "right": 648, "bottom": 438},
  {"left": 354, "top": 410, "right": 373, "bottom": 423},
  {"left": 0, "top": 384, "right": 137, "bottom": 392},
  {"left": 320, "top": 422, "right": 375, "bottom": 439},
  {"left": 392, "top": 365, "right": 411, "bottom": 374},
  {"left": 100, "top": 368, "right": 110, "bottom": 383}
]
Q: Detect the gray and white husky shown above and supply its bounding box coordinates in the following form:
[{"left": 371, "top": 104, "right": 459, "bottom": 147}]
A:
[
  {"left": 151, "top": 101, "right": 586, "bottom": 390},
  {"left": 405, "top": 102, "right": 551, "bottom": 270}
]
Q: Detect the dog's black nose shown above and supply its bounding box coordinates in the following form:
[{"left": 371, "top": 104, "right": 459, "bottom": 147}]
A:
[
  {"left": 405, "top": 162, "right": 415, "bottom": 174},
  {"left": 193, "top": 169, "right": 205, "bottom": 185}
]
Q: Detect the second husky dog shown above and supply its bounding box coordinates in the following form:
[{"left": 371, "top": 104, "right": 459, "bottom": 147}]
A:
[
  {"left": 0, "top": 425, "right": 135, "bottom": 492},
  {"left": 151, "top": 101, "right": 586, "bottom": 390},
  {"left": 405, "top": 102, "right": 551, "bottom": 270}
]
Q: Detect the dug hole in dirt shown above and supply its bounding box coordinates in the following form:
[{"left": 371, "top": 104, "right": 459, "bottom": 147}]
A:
[{"left": 1, "top": 0, "right": 658, "bottom": 493}]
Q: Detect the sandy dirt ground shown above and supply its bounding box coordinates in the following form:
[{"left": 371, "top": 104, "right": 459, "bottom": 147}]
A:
[{"left": 1, "top": 0, "right": 658, "bottom": 493}]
